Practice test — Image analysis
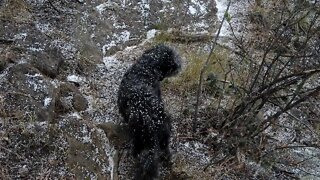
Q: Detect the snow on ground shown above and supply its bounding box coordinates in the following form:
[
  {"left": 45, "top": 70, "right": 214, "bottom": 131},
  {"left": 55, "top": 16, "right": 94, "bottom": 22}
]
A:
[
  {"left": 102, "top": 31, "right": 131, "bottom": 56},
  {"left": 188, "top": 0, "right": 207, "bottom": 15},
  {"left": 215, "top": 0, "right": 229, "bottom": 37},
  {"left": 96, "top": 1, "right": 114, "bottom": 14}
]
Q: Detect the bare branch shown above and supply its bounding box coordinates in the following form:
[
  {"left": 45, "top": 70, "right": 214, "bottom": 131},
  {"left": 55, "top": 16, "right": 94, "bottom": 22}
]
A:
[{"left": 193, "top": 0, "right": 232, "bottom": 132}]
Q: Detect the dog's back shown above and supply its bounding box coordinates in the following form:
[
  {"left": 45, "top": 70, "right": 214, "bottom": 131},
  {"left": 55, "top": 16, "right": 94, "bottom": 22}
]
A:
[{"left": 117, "top": 45, "right": 181, "bottom": 180}]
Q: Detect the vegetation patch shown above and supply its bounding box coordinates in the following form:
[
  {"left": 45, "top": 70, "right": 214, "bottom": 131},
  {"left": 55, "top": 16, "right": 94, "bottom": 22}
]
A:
[
  {"left": 164, "top": 45, "right": 232, "bottom": 96},
  {"left": 155, "top": 30, "right": 212, "bottom": 44}
]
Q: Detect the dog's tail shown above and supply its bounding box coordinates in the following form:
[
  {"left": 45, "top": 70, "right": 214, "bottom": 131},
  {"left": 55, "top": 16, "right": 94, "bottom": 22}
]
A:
[{"left": 134, "top": 145, "right": 160, "bottom": 180}]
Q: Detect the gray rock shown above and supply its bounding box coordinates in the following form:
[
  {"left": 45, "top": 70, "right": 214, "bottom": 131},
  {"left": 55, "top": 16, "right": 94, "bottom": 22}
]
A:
[
  {"left": 18, "top": 165, "right": 29, "bottom": 178},
  {"left": 0, "top": 48, "right": 15, "bottom": 72},
  {"left": 55, "top": 83, "right": 88, "bottom": 114},
  {"left": 31, "top": 48, "right": 64, "bottom": 78},
  {"left": 4, "top": 63, "right": 57, "bottom": 121},
  {"left": 0, "top": 58, "right": 7, "bottom": 72},
  {"left": 73, "top": 93, "right": 88, "bottom": 112}
]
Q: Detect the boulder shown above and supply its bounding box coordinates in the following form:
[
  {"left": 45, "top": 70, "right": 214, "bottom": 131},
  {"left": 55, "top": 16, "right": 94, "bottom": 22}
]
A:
[
  {"left": 55, "top": 83, "right": 88, "bottom": 114},
  {"left": 31, "top": 48, "right": 64, "bottom": 78},
  {"left": 3, "top": 63, "right": 57, "bottom": 121}
]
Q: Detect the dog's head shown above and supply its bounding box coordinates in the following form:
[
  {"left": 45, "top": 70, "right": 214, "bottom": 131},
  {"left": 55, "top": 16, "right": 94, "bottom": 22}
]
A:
[{"left": 139, "top": 44, "right": 181, "bottom": 80}]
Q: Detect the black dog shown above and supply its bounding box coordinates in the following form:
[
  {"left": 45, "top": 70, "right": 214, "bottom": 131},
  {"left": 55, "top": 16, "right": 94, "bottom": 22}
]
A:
[{"left": 117, "top": 44, "right": 181, "bottom": 180}]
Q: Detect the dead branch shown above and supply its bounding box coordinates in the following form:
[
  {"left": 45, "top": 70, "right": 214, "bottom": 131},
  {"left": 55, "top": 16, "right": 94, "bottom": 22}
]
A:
[{"left": 193, "top": 0, "right": 232, "bottom": 132}]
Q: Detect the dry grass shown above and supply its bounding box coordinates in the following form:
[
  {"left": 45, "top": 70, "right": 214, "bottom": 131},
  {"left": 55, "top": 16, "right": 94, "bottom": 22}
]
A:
[
  {"left": 155, "top": 30, "right": 212, "bottom": 44},
  {"left": 163, "top": 45, "right": 231, "bottom": 95}
]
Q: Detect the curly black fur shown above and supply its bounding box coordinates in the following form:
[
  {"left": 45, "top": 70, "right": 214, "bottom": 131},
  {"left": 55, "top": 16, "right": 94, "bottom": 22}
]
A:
[{"left": 117, "top": 44, "right": 181, "bottom": 180}]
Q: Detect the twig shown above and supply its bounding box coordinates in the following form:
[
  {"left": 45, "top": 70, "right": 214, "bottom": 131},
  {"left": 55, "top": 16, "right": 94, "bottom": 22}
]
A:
[
  {"left": 294, "top": 166, "right": 320, "bottom": 177},
  {"left": 75, "top": 0, "right": 84, "bottom": 3},
  {"left": 275, "top": 145, "right": 318, "bottom": 150},
  {"left": 251, "top": 86, "right": 320, "bottom": 138},
  {"left": 193, "top": 0, "right": 232, "bottom": 132},
  {"left": 286, "top": 112, "right": 320, "bottom": 139},
  {"left": 204, "top": 153, "right": 231, "bottom": 171},
  {"left": 0, "top": 145, "right": 23, "bottom": 159},
  {"left": 0, "top": 38, "right": 14, "bottom": 44},
  {"left": 48, "top": 0, "right": 62, "bottom": 14},
  {"left": 249, "top": 7, "right": 311, "bottom": 92}
]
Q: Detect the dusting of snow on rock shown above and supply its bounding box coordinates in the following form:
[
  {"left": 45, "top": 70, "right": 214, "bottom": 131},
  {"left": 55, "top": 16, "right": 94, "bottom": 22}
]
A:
[
  {"left": 14, "top": 33, "right": 27, "bottom": 41},
  {"left": 113, "top": 21, "right": 127, "bottom": 29},
  {"left": 263, "top": 106, "right": 278, "bottom": 118},
  {"left": 0, "top": 71, "right": 8, "bottom": 83},
  {"left": 27, "top": 47, "right": 44, "bottom": 52},
  {"left": 146, "top": 29, "right": 158, "bottom": 39},
  {"left": 17, "top": 58, "right": 27, "bottom": 64},
  {"left": 138, "top": 0, "right": 150, "bottom": 16},
  {"left": 50, "top": 79, "right": 60, "bottom": 88},
  {"left": 79, "top": 45, "right": 138, "bottom": 124},
  {"left": 103, "top": 56, "right": 121, "bottom": 70},
  {"left": 120, "top": 0, "right": 126, "bottom": 7},
  {"left": 44, "top": 97, "right": 52, "bottom": 107},
  {"left": 192, "top": 21, "right": 210, "bottom": 30},
  {"left": 189, "top": 6, "right": 197, "bottom": 15},
  {"left": 123, "top": 45, "right": 137, "bottom": 51},
  {"left": 192, "top": 0, "right": 207, "bottom": 13},
  {"left": 118, "top": 31, "right": 131, "bottom": 42},
  {"left": 102, "top": 31, "right": 131, "bottom": 56},
  {"left": 80, "top": 125, "right": 92, "bottom": 143},
  {"left": 35, "top": 23, "right": 52, "bottom": 33},
  {"left": 26, "top": 121, "right": 48, "bottom": 132},
  {"left": 189, "top": 0, "right": 207, "bottom": 15},
  {"left": 25, "top": 73, "right": 47, "bottom": 92},
  {"left": 51, "top": 40, "right": 77, "bottom": 60},
  {"left": 70, "top": 112, "right": 82, "bottom": 119},
  {"left": 27, "top": 0, "right": 46, "bottom": 5},
  {"left": 102, "top": 41, "right": 116, "bottom": 56},
  {"left": 25, "top": 73, "right": 42, "bottom": 78},
  {"left": 96, "top": 1, "right": 112, "bottom": 14},
  {"left": 67, "top": 75, "right": 83, "bottom": 83}
]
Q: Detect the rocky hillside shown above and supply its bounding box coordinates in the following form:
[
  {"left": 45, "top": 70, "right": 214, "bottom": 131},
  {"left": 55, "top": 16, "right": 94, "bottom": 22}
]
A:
[
  {"left": 0, "top": 0, "right": 219, "bottom": 179},
  {"left": 1, "top": 0, "right": 319, "bottom": 179}
]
